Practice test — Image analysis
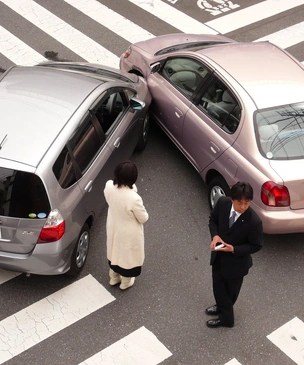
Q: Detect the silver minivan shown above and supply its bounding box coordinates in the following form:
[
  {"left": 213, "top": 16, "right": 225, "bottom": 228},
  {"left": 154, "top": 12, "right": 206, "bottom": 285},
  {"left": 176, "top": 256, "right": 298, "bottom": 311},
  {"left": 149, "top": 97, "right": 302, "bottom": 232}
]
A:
[{"left": 0, "top": 62, "right": 151, "bottom": 275}]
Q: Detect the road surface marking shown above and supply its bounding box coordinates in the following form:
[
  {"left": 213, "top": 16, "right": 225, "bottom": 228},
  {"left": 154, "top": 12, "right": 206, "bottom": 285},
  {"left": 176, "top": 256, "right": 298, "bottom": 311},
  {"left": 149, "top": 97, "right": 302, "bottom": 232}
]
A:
[
  {"left": 225, "top": 359, "right": 242, "bottom": 365},
  {"left": 255, "top": 21, "right": 304, "bottom": 49},
  {"left": 1, "top": 0, "right": 304, "bottom": 67},
  {"left": 78, "top": 326, "right": 172, "bottom": 365},
  {"left": 0, "top": 269, "right": 20, "bottom": 284},
  {"left": 0, "top": 274, "right": 115, "bottom": 364},
  {"left": 0, "top": 25, "right": 46, "bottom": 65},
  {"left": 267, "top": 316, "right": 304, "bottom": 365},
  {"left": 206, "top": 0, "right": 304, "bottom": 34},
  {"left": 64, "top": 0, "right": 154, "bottom": 43},
  {"left": 1, "top": 0, "right": 119, "bottom": 67},
  {"left": 128, "top": 0, "right": 217, "bottom": 34}
]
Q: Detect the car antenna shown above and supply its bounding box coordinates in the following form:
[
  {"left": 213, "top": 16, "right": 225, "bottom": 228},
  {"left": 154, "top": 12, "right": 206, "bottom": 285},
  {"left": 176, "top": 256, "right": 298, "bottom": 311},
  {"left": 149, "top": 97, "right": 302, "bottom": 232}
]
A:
[{"left": 0, "top": 134, "right": 7, "bottom": 150}]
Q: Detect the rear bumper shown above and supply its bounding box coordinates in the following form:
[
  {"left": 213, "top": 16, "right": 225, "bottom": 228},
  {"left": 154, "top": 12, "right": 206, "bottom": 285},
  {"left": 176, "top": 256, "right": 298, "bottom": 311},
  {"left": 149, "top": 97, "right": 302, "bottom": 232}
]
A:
[
  {"left": 0, "top": 239, "right": 73, "bottom": 275},
  {"left": 253, "top": 203, "right": 304, "bottom": 234}
]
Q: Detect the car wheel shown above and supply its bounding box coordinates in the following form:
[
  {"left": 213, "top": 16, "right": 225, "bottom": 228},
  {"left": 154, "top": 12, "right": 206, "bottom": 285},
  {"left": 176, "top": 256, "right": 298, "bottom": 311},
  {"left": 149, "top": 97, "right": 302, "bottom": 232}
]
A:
[
  {"left": 208, "top": 177, "right": 230, "bottom": 210},
  {"left": 135, "top": 112, "right": 150, "bottom": 152},
  {"left": 67, "top": 223, "right": 90, "bottom": 276}
]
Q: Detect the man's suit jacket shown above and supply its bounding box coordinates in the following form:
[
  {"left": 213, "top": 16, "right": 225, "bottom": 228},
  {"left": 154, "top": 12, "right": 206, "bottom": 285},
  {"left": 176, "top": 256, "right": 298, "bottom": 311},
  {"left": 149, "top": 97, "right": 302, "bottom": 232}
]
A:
[{"left": 209, "top": 196, "right": 263, "bottom": 279}]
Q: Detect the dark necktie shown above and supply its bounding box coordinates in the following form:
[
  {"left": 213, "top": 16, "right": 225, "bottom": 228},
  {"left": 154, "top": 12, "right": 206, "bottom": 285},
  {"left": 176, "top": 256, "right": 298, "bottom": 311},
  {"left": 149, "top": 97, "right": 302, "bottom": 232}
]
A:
[{"left": 229, "top": 211, "right": 237, "bottom": 228}]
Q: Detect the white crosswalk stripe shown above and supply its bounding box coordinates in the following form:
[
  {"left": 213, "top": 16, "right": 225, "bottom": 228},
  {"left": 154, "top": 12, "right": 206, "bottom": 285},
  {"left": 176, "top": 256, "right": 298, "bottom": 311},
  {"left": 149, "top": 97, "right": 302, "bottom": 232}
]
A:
[
  {"left": 255, "top": 21, "right": 304, "bottom": 49},
  {"left": 63, "top": 0, "right": 155, "bottom": 43},
  {"left": 78, "top": 326, "right": 172, "bottom": 365},
  {"left": 0, "top": 0, "right": 304, "bottom": 67},
  {"left": 127, "top": 0, "right": 217, "bottom": 34},
  {"left": 267, "top": 317, "right": 304, "bottom": 365},
  {"left": 0, "top": 0, "right": 304, "bottom": 68},
  {"left": 0, "top": 269, "right": 20, "bottom": 284},
  {"left": 0, "top": 25, "right": 47, "bottom": 65},
  {"left": 205, "top": 0, "right": 304, "bottom": 34},
  {"left": 1, "top": 0, "right": 119, "bottom": 67},
  {"left": 224, "top": 317, "right": 304, "bottom": 365},
  {"left": 224, "top": 359, "right": 242, "bottom": 365},
  {"left": 0, "top": 274, "right": 115, "bottom": 364},
  {"left": 0, "top": 272, "right": 172, "bottom": 364}
]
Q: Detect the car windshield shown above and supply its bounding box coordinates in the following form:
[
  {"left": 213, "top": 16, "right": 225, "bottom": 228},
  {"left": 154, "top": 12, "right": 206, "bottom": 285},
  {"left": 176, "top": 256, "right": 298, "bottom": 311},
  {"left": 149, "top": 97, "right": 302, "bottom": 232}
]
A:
[{"left": 255, "top": 102, "right": 304, "bottom": 160}]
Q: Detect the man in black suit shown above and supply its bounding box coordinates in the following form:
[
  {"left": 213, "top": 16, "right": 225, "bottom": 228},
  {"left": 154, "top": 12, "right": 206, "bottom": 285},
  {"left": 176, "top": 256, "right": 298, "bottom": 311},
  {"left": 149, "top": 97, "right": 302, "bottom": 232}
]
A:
[{"left": 206, "top": 182, "right": 263, "bottom": 328}]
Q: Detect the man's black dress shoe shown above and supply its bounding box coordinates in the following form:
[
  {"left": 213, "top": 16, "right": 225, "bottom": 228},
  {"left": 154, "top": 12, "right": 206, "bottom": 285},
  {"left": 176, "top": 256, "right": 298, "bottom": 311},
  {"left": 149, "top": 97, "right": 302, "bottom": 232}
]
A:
[
  {"left": 205, "top": 305, "right": 219, "bottom": 315},
  {"left": 206, "top": 318, "right": 234, "bottom": 328}
]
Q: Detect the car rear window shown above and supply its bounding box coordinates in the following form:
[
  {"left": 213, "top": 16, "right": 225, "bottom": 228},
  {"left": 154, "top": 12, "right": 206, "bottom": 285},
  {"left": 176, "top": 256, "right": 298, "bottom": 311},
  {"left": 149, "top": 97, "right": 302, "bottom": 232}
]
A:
[
  {"left": 0, "top": 168, "right": 50, "bottom": 218},
  {"left": 255, "top": 103, "right": 304, "bottom": 160}
]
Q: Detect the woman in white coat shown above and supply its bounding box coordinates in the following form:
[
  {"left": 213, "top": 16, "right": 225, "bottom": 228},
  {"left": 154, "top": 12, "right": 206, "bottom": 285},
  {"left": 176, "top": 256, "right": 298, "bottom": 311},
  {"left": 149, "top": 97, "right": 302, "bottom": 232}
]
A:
[{"left": 104, "top": 161, "right": 149, "bottom": 290}]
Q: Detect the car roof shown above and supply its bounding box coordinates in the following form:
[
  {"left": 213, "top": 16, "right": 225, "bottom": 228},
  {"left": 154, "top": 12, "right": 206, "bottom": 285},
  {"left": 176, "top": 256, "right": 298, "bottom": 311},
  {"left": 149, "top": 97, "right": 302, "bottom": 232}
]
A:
[
  {"left": 0, "top": 65, "right": 106, "bottom": 168},
  {"left": 134, "top": 33, "right": 234, "bottom": 56},
  {"left": 197, "top": 41, "right": 304, "bottom": 108}
]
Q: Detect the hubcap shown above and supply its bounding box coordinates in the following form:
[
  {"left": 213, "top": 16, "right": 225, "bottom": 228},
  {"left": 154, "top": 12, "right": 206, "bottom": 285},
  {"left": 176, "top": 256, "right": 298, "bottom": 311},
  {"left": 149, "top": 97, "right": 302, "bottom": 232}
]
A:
[
  {"left": 76, "top": 231, "right": 89, "bottom": 268},
  {"left": 210, "top": 185, "right": 226, "bottom": 208}
]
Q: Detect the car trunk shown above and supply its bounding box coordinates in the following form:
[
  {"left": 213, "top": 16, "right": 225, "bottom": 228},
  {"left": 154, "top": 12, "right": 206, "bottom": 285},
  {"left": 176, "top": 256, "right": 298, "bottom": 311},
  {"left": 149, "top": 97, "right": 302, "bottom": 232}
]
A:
[
  {"left": 0, "top": 216, "right": 46, "bottom": 254},
  {"left": 269, "top": 159, "right": 304, "bottom": 209},
  {"left": 0, "top": 168, "right": 50, "bottom": 254}
]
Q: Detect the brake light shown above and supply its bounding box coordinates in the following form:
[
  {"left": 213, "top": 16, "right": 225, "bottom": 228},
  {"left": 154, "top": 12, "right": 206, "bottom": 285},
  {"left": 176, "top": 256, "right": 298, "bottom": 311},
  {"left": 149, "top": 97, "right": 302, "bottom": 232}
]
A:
[
  {"left": 123, "top": 46, "right": 132, "bottom": 58},
  {"left": 261, "top": 181, "right": 290, "bottom": 207},
  {"left": 37, "top": 209, "right": 65, "bottom": 243}
]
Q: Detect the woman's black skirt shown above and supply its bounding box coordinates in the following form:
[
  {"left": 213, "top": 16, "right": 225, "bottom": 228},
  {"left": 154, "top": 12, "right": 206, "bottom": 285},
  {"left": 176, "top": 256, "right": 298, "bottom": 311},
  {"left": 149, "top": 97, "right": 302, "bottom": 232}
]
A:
[{"left": 108, "top": 260, "right": 141, "bottom": 277}]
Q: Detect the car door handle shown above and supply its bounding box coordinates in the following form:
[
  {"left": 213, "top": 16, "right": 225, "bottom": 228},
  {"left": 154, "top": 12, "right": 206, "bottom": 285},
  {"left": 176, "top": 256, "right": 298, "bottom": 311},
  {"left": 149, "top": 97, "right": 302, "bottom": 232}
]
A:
[
  {"left": 84, "top": 180, "right": 93, "bottom": 193},
  {"left": 174, "top": 108, "right": 183, "bottom": 118},
  {"left": 113, "top": 138, "right": 121, "bottom": 148},
  {"left": 210, "top": 142, "right": 220, "bottom": 154}
]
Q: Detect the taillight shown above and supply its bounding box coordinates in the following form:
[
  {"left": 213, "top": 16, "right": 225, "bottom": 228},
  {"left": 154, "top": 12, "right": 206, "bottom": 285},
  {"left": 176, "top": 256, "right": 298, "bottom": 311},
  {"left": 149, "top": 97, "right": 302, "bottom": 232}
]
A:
[
  {"left": 261, "top": 181, "right": 290, "bottom": 207},
  {"left": 37, "top": 209, "right": 65, "bottom": 243},
  {"left": 123, "top": 46, "right": 132, "bottom": 58}
]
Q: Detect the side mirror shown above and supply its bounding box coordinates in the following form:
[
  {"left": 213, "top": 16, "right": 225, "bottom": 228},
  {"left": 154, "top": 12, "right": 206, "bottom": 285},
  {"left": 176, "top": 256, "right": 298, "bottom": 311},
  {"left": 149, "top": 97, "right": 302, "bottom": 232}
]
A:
[
  {"left": 130, "top": 98, "right": 145, "bottom": 111},
  {"left": 150, "top": 62, "right": 161, "bottom": 74}
]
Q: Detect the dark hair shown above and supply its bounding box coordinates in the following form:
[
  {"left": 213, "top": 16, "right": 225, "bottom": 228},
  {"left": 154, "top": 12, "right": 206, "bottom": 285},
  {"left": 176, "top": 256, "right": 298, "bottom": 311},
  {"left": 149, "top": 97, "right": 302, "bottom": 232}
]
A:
[
  {"left": 230, "top": 181, "right": 253, "bottom": 200},
  {"left": 113, "top": 161, "right": 138, "bottom": 189}
]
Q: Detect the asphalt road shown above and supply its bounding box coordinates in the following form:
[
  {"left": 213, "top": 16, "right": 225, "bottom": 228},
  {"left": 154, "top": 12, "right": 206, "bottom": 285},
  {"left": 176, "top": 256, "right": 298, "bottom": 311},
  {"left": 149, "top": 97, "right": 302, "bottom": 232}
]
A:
[
  {"left": 0, "top": 1, "right": 304, "bottom": 364},
  {"left": 2, "top": 123, "right": 303, "bottom": 365}
]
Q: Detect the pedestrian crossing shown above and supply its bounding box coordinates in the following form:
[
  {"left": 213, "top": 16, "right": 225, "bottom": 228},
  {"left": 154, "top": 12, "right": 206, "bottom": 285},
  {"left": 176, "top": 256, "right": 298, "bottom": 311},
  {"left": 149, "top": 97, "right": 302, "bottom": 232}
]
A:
[
  {"left": 0, "top": 269, "right": 303, "bottom": 364},
  {"left": 205, "top": 0, "right": 304, "bottom": 34},
  {"left": 77, "top": 327, "right": 172, "bottom": 365},
  {"left": 255, "top": 21, "right": 304, "bottom": 49},
  {"left": 227, "top": 317, "right": 304, "bottom": 365},
  {"left": 0, "top": 273, "right": 172, "bottom": 364},
  {"left": 1, "top": 0, "right": 304, "bottom": 70},
  {"left": 1, "top": 0, "right": 304, "bottom": 363},
  {"left": 1, "top": 0, "right": 119, "bottom": 67},
  {"left": 0, "top": 275, "right": 116, "bottom": 364},
  {"left": 0, "top": 269, "right": 20, "bottom": 285}
]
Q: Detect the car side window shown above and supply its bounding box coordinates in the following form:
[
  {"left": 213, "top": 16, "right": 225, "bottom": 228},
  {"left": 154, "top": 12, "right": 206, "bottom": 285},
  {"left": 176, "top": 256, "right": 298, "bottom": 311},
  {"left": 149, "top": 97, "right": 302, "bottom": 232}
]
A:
[
  {"left": 53, "top": 146, "right": 77, "bottom": 189},
  {"left": 198, "top": 77, "right": 241, "bottom": 133},
  {"left": 53, "top": 115, "right": 104, "bottom": 189},
  {"left": 94, "top": 90, "right": 128, "bottom": 135},
  {"left": 161, "top": 58, "right": 210, "bottom": 98}
]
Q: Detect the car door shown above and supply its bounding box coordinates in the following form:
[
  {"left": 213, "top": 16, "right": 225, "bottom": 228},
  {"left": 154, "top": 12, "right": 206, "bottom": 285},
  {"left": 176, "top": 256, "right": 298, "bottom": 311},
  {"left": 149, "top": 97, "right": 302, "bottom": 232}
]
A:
[
  {"left": 75, "top": 87, "right": 141, "bottom": 217},
  {"left": 148, "top": 57, "right": 212, "bottom": 145},
  {"left": 102, "top": 88, "right": 140, "bottom": 162},
  {"left": 182, "top": 75, "right": 242, "bottom": 172}
]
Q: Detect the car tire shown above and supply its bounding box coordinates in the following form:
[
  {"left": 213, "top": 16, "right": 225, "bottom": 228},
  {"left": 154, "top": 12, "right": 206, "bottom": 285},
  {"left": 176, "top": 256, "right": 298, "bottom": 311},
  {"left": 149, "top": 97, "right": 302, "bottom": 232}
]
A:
[
  {"left": 208, "top": 176, "right": 230, "bottom": 210},
  {"left": 67, "top": 223, "right": 90, "bottom": 276},
  {"left": 135, "top": 112, "right": 150, "bottom": 152}
]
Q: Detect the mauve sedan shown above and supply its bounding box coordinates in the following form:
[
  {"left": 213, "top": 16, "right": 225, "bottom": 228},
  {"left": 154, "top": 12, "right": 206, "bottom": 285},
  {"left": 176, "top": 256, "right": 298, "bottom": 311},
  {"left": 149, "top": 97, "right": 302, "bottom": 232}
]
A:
[{"left": 120, "top": 33, "right": 304, "bottom": 234}]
